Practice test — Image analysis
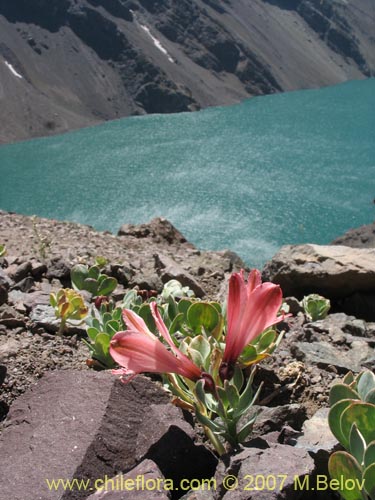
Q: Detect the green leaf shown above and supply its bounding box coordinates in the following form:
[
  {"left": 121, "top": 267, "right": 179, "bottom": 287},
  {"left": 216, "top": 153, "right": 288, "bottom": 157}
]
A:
[
  {"left": 255, "top": 328, "right": 276, "bottom": 351},
  {"left": 343, "top": 372, "right": 355, "bottom": 385},
  {"left": 169, "top": 312, "right": 184, "bottom": 335},
  {"left": 187, "top": 302, "right": 219, "bottom": 334},
  {"left": 232, "top": 366, "right": 244, "bottom": 393},
  {"left": 177, "top": 299, "right": 193, "bottom": 319},
  {"left": 238, "top": 345, "right": 257, "bottom": 364},
  {"left": 97, "top": 277, "right": 117, "bottom": 296},
  {"left": 364, "top": 441, "right": 375, "bottom": 469},
  {"left": 365, "top": 389, "right": 375, "bottom": 404},
  {"left": 341, "top": 403, "right": 375, "bottom": 449},
  {"left": 224, "top": 381, "right": 240, "bottom": 409},
  {"left": 330, "top": 383, "right": 360, "bottom": 406},
  {"left": 357, "top": 371, "right": 375, "bottom": 401},
  {"left": 363, "top": 463, "right": 375, "bottom": 500},
  {"left": 349, "top": 424, "right": 366, "bottom": 466},
  {"left": 189, "top": 335, "right": 211, "bottom": 363},
  {"left": 82, "top": 278, "right": 99, "bottom": 295},
  {"left": 138, "top": 304, "right": 156, "bottom": 333},
  {"left": 88, "top": 265, "right": 100, "bottom": 280},
  {"left": 71, "top": 264, "right": 88, "bottom": 290},
  {"left": 94, "top": 333, "right": 115, "bottom": 367},
  {"left": 237, "top": 415, "right": 257, "bottom": 444},
  {"left": 104, "top": 320, "right": 120, "bottom": 337},
  {"left": 87, "top": 327, "right": 99, "bottom": 342},
  {"left": 328, "top": 451, "right": 366, "bottom": 500},
  {"left": 167, "top": 295, "right": 179, "bottom": 321},
  {"left": 328, "top": 400, "right": 354, "bottom": 449}
]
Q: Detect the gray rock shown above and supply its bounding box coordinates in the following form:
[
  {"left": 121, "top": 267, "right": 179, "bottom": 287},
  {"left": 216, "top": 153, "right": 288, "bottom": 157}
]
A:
[
  {"left": 136, "top": 404, "right": 217, "bottom": 489},
  {"left": 215, "top": 443, "right": 315, "bottom": 499},
  {"left": 0, "top": 285, "right": 7, "bottom": 306},
  {"left": 7, "top": 261, "right": 32, "bottom": 283},
  {"left": 154, "top": 254, "right": 206, "bottom": 297},
  {"left": 11, "top": 276, "right": 35, "bottom": 292},
  {"left": 0, "top": 268, "right": 13, "bottom": 289},
  {"left": 263, "top": 244, "right": 375, "bottom": 321},
  {"left": 263, "top": 244, "right": 375, "bottom": 299},
  {"left": 46, "top": 257, "right": 71, "bottom": 282},
  {"left": 251, "top": 404, "right": 307, "bottom": 436},
  {"left": 85, "top": 460, "right": 170, "bottom": 500},
  {"left": 0, "top": 304, "right": 26, "bottom": 328},
  {"left": 118, "top": 218, "right": 190, "bottom": 246},
  {"left": 295, "top": 408, "right": 339, "bottom": 471},
  {"left": 292, "top": 340, "right": 375, "bottom": 373},
  {"left": 0, "top": 338, "right": 21, "bottom": 361},
  {"left": 29, "top": 304, "right": 86, "bottom": 335},
  {"left": 0, "top": 371, "right": 171, "bottom": 500}
]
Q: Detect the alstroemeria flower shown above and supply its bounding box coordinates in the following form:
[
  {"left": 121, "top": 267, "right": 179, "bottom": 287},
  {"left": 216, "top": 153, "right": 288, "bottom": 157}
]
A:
[
  {"left": 110, "top": 302, "right": 202, "bottom": 382},
  {"left": 219, "top": 269, "right": 285, "bottom": 381}
]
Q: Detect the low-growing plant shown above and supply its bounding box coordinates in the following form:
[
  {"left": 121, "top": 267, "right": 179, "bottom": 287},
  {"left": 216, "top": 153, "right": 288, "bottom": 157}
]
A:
[
  {"left": 109, "top": 269, "right": 288, "bottom": 455},
  {"left": 328, "top": 370, "right": 375, "bottom": 500},
  {"left": 71, "top": 263, "right": 117, "bottom": 297},
  {"left": 0, "top": 244, "right": 6, "bottom": 258},
  {"left": 50, "top": 288, "right": 88, "bottom": 334},
  {"left": 302, "top": 293, "right": 330, "bottom": 321},
  {"left": 31, "top": 215, "right": 51, "bottom": 260}
]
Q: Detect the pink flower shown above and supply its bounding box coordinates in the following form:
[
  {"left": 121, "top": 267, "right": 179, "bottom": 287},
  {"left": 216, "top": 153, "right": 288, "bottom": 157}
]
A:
[
  {"left": 110, "top": 302, "right": 202, "bottom": 382},
  {"left": 219, "top": 269, "right": 285, "bottom": 381}
]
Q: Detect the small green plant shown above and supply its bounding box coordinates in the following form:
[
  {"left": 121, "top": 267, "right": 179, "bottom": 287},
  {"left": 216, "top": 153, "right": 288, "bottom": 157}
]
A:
[
  {"left": 50, "top": 288, "right": 88, "bottom": 334},
  {"left": 84, "top": 300, "right": 125, "bottom": 368},
  {"left": 328, "top": 370, "right": 375, "bottom": 500},
  {"left": 31, "top": 215, "right": 51, "bottom": 260},
  {"left": 302, "top": 293, "right": 330, "bottom": 321},
  {"left": 0, "top": 244, "right": 6, "bottom": 257},
  {"left": 71, "top": 263, "right": 117, "bottom": 297}
]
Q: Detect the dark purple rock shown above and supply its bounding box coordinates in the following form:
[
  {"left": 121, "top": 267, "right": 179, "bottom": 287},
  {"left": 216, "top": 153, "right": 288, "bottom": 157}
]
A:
[
  {"left": 0, "top": 371, "right": 171, "bottom": 500},
  {"left": 85, "top": 460, "right": 170, "bottom": 500}
]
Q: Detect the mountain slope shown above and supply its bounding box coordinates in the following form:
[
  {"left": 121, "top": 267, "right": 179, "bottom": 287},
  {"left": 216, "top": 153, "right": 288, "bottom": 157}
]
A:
[{"left": 0, "top": 0, "right": 374, "bottom": 143}]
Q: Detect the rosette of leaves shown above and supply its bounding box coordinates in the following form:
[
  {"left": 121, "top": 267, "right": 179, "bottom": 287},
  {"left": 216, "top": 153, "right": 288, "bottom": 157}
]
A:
[
  {"left": 328, "top": 370, "right": 375, "bottom": 500},
  {"left": 50, "top": 288, "right": 88, "bottom": 334},
  {"left": 302, "top": 294, "right": 330, "bottom": 321},
  {"left": 0, "top": 244, "right": 6, "bottom": 258},
  {"left": 84, "top": 301, "right": 126, "bottom": 369},
  {"left": 71, "top": 263, "right": 117, "bottom": 297}
]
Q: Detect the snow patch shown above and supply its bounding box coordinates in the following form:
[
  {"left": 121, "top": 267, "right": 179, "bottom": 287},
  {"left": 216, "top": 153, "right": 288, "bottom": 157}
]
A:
[
  {"left": 130, "top": 10, "right": 174, "bottom": 63},
  {"left": 4, "top": 61, "right": 23, "bottom": 79}
]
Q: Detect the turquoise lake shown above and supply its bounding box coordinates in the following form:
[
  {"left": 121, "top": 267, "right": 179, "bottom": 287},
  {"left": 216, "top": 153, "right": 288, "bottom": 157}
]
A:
[{"left": 0, "top": 79, "right": 374, "bottom": 268}]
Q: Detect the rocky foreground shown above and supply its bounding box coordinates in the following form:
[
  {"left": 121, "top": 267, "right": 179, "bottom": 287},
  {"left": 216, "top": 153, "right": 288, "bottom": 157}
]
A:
[
  {"left": 1, "top": 0, "right": 374, "bottom": 143},
  {"left": 0, "top": 211, "right": 375, "bottom": 500}
]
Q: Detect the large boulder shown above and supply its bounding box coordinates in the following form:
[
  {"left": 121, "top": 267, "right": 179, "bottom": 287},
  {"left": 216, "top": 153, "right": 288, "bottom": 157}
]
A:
[
  {"left": 0, "top": 370, "right": 213, "bottom": 500},
  {"left": 331, "top": 222, "right": 375, "bottom": 248},
  {"left": 262, "top": 244, "right": 375, "bottom": 320}
]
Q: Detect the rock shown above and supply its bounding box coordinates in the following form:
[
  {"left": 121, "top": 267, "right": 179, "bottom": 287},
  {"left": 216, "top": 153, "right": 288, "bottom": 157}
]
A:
[
  {"left": 7, "top": 261, "right": 32, "bottom": 283},
  {"left": 0, "top": 304, "right": 26, "bottom": 328},
  {"left": 85, "top": 460, "right": 170, "bottom": 500},
  {"left": 0, "top": 371, "right": 171, "bottom": 500},
  {"left": 0, "top": 338, "right": 21, "bottom": 361},
  {"left": 292, "top": 340, "right": 374, "bottom": 373},
  {"left": 263, "top": 244, "right": 375, "bottom": 298},
  {"left": 29, "top": 303, "right": 86, "bottom": 335},
  {"left": 0, "top": 268, "right": 13, "bottom": 289},
  {"left": 118, "top": 218, "right": 190, "bottom": 246},
  {"left": 136, "top": 404, "right": 217, "bottom": 489},
  {"left": 251, "top": 404, "right": 307, "bottom": 437},
  {"left": 0, "top": 285, "right": 8, "bottom": 306},
  {"left": 331, "top": 222, "right": 375, "bottom": 248},
  {"left": 154, "top": 254, "right": 206, "bottom": 298},
  {"left": 295, "top": 408, "right": 339, "bottom": 472},
  {"left": 11, "top": 276, "right": 35, "bottom": 292},
  {"left": 262, "top": 244, "right": 375, "bottom": 320},
  {"left": 46, "top": 257, "right": 71, "bottom": 283},
  {"left": 215, "top": 443, "right": 315, "bottom": 499},
  {"left": 30, "top": 260, "right": 48, "bottom": 280},
  {"left": 0, "top": 364, "right": 6, "bottom": 385}
]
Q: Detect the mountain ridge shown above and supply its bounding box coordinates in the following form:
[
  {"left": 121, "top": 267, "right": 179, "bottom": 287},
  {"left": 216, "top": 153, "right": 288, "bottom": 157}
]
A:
[{"left": 0, "top": 0, "right": 374, "bottom": 143}]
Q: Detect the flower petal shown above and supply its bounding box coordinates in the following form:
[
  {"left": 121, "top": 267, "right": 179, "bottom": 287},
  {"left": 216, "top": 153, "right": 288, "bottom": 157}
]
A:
[
  {"left": 110, "top": 330, "right": 202, "bottom": 381},
  {"left": 122, "top": 309, "right": 154, "bottom": 339}
]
